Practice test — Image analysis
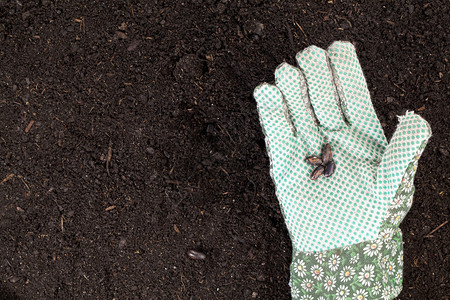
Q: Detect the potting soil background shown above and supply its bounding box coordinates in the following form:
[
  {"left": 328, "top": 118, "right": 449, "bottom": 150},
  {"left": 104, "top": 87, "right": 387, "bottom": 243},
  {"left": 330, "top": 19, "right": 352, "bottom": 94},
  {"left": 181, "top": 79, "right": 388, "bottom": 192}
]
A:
[{"left": 0, "top": 0, "right": 449, "bottom": 299}]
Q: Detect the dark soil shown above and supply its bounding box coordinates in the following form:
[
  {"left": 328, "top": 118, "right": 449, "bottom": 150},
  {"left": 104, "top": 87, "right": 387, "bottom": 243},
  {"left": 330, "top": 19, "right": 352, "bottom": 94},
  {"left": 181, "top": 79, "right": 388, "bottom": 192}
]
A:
[{"left": 0, "top": 1, "right": 448, "bottom": 299}]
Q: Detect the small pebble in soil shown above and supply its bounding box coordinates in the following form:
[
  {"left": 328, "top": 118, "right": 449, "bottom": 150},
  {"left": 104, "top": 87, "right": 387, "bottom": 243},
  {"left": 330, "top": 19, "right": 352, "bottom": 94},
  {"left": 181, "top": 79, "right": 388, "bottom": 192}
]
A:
[
  {"left": 9, "top": 276, "right": 19, "bottom": 283},
  {"left": 243, "top": 20, "right": 264, "bottom": 39},
  {"left": 127, "top": 39, "right": 140, "bottom": 51},
  {"left": 118, "top": 238, "right": 127, "bottom": 249},
  {"left": 386, "top": 96, "right": 396, "bottom": 103},
  {"left": 187, "top": 250, "right": 206, "bottom": 260}
]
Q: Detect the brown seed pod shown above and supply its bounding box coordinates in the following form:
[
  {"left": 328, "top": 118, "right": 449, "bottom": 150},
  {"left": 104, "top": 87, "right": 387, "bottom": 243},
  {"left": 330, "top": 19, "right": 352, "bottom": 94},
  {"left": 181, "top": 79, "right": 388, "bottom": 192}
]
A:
[
  {"left": 324, "top": 161, "right": 336, "bottom": 177},
  {"left": 305, "top": 156, "right": 323, "bottom": 166},
  {"left": 187, "top": 250, "right": 206, "bottom": 260},
  {"left": 310, "top": 165, "right": 325, "bottom": 180},
  {"left": 322, "top": 143, "right": 333, "bottom": 164}
]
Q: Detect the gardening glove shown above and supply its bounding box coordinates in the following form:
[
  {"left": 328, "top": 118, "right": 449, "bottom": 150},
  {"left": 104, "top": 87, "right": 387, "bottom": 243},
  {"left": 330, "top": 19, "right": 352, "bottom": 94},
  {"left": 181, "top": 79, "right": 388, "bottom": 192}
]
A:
[{"left": 254, "top": 41, "right": 431, "bottom": 299}]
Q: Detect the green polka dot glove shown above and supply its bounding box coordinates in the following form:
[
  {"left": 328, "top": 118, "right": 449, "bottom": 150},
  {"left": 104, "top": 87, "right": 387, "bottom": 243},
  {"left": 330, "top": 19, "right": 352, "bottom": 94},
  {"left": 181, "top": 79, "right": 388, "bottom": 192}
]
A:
[{"left": 254, "top": 41, "right": 431, "bottom": 299}]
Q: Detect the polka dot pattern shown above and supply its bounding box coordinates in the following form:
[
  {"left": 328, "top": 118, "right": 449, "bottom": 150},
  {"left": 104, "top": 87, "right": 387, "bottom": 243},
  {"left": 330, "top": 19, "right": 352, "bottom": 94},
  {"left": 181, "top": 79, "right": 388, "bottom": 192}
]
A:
[
  {"left": 275, "top": 63, "right": 324, "bottom": 154},
  {"left": 296, "top": 46, "right": 347, "bottom": 131},
  {"left": 377, "top": 111, "right": 432, "bottom": 203},
  {"left": 253, "top": 41, "right": 431, "bottom": 252},
  {"left": 327, "top": 41, "right": 388, "bottom": 151}
]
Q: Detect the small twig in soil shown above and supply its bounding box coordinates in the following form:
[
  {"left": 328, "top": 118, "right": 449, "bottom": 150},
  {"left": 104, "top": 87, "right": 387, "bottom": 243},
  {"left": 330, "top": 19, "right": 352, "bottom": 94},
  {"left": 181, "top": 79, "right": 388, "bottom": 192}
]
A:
[
  {"left": 105, "top": 205, "right": 116, "bottom": 211},
  {"left": 17, "top": 175, "right": 30, "bottom": 190},
  {"left": 393, "top": 83, "right": 406, "bottom": 93},
  {"left": 1, "top": 174, "right": 14, "bottom": 185},
  {"left": 294, "top": 19, "right": 308, "bottom": 42},
  {"left": 217, "top": 124, "right": 235, "bottom": 144},
  {"left": 106, "top": 140, "right": 112, "bottom": 176},
  {"left": 424, "top": 220, "right": 449, "bottom": 238},
  {"left": 219, "top": 166, "right": 229, "bottom": 176},
  {"left": 25, "top": 120, "right": 35, "bottom": 133}
]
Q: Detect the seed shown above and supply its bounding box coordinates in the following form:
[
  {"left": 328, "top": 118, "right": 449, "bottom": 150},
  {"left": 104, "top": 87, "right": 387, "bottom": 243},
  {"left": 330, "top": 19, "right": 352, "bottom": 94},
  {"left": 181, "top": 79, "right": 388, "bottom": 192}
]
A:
[
  {"left": 305, "top": 156, "right": 323, "bottom": 166},
  {"left": 187, "top": 250, "right": 206, "bottom": 260},
  {"left": 310, "top": 165, "right": 325, "bottom": 180},
  {"left": 324, "top": 161, "right": 336, "bottom": 177},
  {"left": 322, "top": 143, "right": 332, "bottom": 164}
]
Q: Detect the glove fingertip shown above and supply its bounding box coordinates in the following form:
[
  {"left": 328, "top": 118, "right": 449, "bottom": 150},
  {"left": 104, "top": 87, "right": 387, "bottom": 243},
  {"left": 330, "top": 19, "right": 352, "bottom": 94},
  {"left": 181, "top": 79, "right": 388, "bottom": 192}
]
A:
[
  {"left": 253, "top": 83, "right": 281, "bottom": 106},
  {"left": 395, "top": 111, "right": 432, "bottom": 144},
  {"left": 377, "top": 111, "right": 431, "bottom": 201}
]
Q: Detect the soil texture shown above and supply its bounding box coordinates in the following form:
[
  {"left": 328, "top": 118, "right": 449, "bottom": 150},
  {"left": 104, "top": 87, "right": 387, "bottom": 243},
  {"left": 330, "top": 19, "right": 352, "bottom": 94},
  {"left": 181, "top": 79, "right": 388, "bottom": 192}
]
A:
[{"left": 0, "top": 0, "right": 449, "bottom": 299}]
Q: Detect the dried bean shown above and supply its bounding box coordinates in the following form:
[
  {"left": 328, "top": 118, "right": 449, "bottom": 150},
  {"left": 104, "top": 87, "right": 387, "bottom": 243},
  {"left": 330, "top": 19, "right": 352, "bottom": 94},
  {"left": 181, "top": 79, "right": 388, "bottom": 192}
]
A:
[
  {"left": 324, "top": 161, "right": 336, "bottom": 177},
  {"left": 310, "top": 165, "right": 325, "bottom": 180},
  {"left": 305, "top": 156, "right": 323, "bottom": 166},
  {"left": 322, "top": 143, "right": 332, "bottom": 164}
]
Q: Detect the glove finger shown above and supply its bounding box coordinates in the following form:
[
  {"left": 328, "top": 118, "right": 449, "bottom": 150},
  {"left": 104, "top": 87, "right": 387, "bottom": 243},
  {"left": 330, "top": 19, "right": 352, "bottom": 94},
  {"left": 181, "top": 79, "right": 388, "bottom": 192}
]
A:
[
  {"left": 327, "top": 41, "right": 388, "bottom": 150},
  {"left": 254, "top": 83, "right": 294, "bottom": 145},
  {"left": 274, "top": 62, "right": 324, "bottom": 154},
  {"left": 377, "top": 112, "right": 431, "bottom": 203},
  {"left": 296, "top": 46, "right": 347, "bottom": 131}
]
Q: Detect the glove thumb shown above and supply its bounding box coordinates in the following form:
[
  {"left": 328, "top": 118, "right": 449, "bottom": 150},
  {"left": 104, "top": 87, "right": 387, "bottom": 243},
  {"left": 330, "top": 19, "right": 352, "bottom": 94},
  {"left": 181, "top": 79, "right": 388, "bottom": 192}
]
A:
[{"left": 377, "top": 111, "right": 431, "bottom": 203}]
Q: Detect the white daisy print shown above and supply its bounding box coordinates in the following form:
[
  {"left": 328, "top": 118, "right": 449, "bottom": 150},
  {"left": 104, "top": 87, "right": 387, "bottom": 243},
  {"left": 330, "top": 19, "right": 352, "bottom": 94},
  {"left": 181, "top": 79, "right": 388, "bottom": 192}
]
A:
[
  {"left": 397, "top": 252, "right": 404, "bottom": 266},
  {"left": 352, "top": 289, "right": 368, "bottom": 300},
  {"left": 358, "top": 265, "right": 375, "bottom": 286},
  {"left": 382, "top": 286, "right": 391, "bottom": 300},
  {"left": 393, "top": 284, "right": 402, "bottom": 296},
  {"left": 391, "top": 244, "right": 398, "bottom": 256},
  {"left": 372, "top": 282, "right": 382, "bottom": 295},
  {"left": 314, "top": 252, "right": 326, "bottom": 264},
  {"left": 379, "top": 228, "right": 396, "bottom": 241},
  {"left": 328, "top": 254, "right": 341, "bottom": 271},
  {"left": 377, "top": 253, "right": 387, "bottom": 268},
  {"left": 317, "top": 297, "right": 326, "bottom": 300},
  {"left": 310, "top": 265, "right": 324, "bottom": 281},
  {"left": 406, "top": 194, "right": 414, "bottom": 207},
  {"left": 291, "top": 286, "right": 300, "bottom": 299},
  {"left": 382, "top": 272, "right": 389, "bottom": 283},
  {"left": 336, "top": 285, "right": 350, "bottom": 300},
  {"left": 403, "top": 181, "right": 414, "bottom": 193},
  {"left": 343, "top": 244, "right": 352, "bottom": 251},
  {"left": 385, "top": 239, "right": 397, "bottom": 250},
  {"left": 384, "top": 208, "right": 394, "bottom": 219},
  {"left": 363, "top": 242, "right": 380, "bottom": 257},
  {"left": 324, "top": 275, "right": 336, "bottom": 292},
  {"left": 389, "top": 195, "right": 404, "bottom": 209},
  {"left": 301, "top": 280, "right": 314, "bottom": 292},
  {"left": 396, "top": 269, "right": 402, "bottom": 284},
  {"left": 294, "top": 259, "right": 307, "bottom": 278},
  {"left": 340, "top": 266, "right": 355, "bottom": 282},
  {"left": 390, "top": 211, "right": 406, "bottom": 225},
  {"left": 387, "top": 261, "right": 395, "bottom": 275},
  {"left": 299, "top": 295, "right": 314, "bottom": 300},
  {"left": 401, "top": 172, "right": 411, "bottom": 185},
  {"left": 350, "top": 253, "right": 359, "bottom": 264}
]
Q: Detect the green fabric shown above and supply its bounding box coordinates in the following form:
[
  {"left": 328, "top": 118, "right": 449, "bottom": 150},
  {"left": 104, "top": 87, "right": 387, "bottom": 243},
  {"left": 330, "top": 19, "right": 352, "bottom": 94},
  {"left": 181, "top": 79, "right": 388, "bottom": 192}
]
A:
[
  {"left": 253, "top": 41, "right": 431, "bottom": 299},
  {"left": 289, "top": 142, "right": 427, "bottom": 300},
  {"left": 253, "top": 41, "right": 431, "bottom": 252}
]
